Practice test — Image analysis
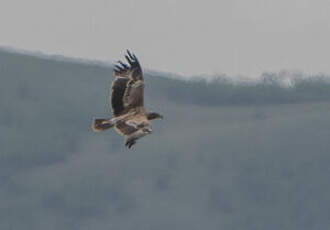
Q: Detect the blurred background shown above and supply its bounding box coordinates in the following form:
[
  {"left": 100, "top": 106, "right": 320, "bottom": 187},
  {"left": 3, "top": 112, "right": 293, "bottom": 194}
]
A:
[{"left": 1, "top": 48, "right": 330, "bottom": 229}]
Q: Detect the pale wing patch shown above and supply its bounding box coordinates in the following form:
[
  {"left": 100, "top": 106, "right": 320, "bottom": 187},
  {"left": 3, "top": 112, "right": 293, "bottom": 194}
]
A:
[{"left": 123, "top": 80, "right": 144, "bottom": 108}]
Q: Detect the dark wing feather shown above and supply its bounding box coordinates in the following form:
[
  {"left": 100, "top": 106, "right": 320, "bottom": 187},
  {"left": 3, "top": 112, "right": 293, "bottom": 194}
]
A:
[
  {"left": 113, "top": 50, "right": 143, "bottom": 80},
  {"left": 110, "top": 50, "right": 144, "bottom": 117},
  {"left": 111, "top": 77, "right": 129, "bottom": 116}
]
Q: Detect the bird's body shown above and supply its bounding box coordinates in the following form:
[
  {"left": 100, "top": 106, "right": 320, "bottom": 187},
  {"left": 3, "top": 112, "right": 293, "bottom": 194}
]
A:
[{"left": 92, "top": 50, "right": 162, "bottom": 148}]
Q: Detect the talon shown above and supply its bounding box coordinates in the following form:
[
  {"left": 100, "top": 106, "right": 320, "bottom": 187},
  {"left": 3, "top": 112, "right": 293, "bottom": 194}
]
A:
[{"left": 125, "top": 140, "right": 136, "bottom": 149}]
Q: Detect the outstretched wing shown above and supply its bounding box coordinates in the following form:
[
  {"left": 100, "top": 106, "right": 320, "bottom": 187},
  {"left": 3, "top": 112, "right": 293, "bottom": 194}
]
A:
[{"left": 110, "top": 50, "right": 144, "bottom": 117}]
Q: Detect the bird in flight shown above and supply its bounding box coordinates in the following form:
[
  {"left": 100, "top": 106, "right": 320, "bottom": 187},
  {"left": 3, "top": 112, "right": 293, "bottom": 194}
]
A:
[{"left": 92, "top": 50, "right": 163, "bottom": 148}]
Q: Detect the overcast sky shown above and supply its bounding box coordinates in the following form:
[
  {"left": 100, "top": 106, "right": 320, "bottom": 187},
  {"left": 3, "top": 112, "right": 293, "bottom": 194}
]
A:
[{"left": 1, "top": 0, "right": 330, "bottom": 77}]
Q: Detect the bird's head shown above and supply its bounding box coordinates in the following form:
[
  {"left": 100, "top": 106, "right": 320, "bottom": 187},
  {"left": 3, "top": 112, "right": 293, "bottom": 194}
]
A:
[{"left": 147, "top": 112, "right": 163, "bottom": 120}]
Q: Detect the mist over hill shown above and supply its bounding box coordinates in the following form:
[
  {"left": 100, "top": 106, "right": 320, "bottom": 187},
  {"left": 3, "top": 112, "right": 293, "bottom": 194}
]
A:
[{"left": 1, "top": 49, "right": 330, "bottom": 230}]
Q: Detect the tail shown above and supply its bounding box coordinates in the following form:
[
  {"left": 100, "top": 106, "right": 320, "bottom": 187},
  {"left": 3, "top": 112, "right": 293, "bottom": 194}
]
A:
[{"left": 92, "top": 118, "right": 114, "bottom": 132}]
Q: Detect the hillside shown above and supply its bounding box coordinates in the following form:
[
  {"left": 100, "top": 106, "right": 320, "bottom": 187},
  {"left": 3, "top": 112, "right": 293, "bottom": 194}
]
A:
[{"left": 1, "top": 49, "right": 330, "bottom": 230}]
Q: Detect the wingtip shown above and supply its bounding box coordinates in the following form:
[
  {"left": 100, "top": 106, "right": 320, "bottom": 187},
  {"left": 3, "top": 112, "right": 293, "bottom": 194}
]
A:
[
  {"left": 126, "top": 49, "right": 132, "bottom": 56},
  {"left": 126, "top": 49, "right": 137, "bottom": 61},
  {"left": 114, "top": 65, "right": 123, "bottom": 73},
  {"left": 114, "top": 50, "right": 141, "bottom": 73},
  {"left": 125, "top": 54, "right": 133, "bottom": 65},
  {"left": 117, "top": 60, "right": 128, "bottom": 69}
]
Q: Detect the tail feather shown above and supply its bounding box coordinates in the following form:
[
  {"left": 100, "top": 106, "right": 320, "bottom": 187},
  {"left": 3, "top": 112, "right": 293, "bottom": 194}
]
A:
[{"left": 92, "top": 118, "right": 114, "bottom": 132}]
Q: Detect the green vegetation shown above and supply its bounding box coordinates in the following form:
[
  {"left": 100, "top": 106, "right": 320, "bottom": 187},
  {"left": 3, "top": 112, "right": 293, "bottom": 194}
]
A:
[{"left": 1, "top": 49, "right": 330, "bottom": 230}]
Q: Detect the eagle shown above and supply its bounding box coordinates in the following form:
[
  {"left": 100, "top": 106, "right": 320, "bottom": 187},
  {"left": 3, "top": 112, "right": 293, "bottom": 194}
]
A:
[{"left": 92, "top": 50, "right": 163, "bottom": 148}]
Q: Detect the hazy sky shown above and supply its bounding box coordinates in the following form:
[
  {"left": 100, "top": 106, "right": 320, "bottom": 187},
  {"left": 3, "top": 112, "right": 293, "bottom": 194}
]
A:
[{"left": 1, "top": 0, "right": 330, "bottom": 77}]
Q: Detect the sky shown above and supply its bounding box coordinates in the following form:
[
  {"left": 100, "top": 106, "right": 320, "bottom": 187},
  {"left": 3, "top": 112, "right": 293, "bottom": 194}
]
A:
[{"left": 1, "top": 0, "right": 330, "bottom": 77}]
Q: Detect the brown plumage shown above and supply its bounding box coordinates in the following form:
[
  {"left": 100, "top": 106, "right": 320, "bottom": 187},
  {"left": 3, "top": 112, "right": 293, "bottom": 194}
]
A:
[{"left": 92, "top": 50, "right": 163, "bottom": 149}]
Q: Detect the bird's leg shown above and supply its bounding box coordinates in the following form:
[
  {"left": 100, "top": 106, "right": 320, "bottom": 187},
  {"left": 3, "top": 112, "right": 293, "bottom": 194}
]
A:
[{"left": 124, "top": 129, "right": 149, "bottom": 149}]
